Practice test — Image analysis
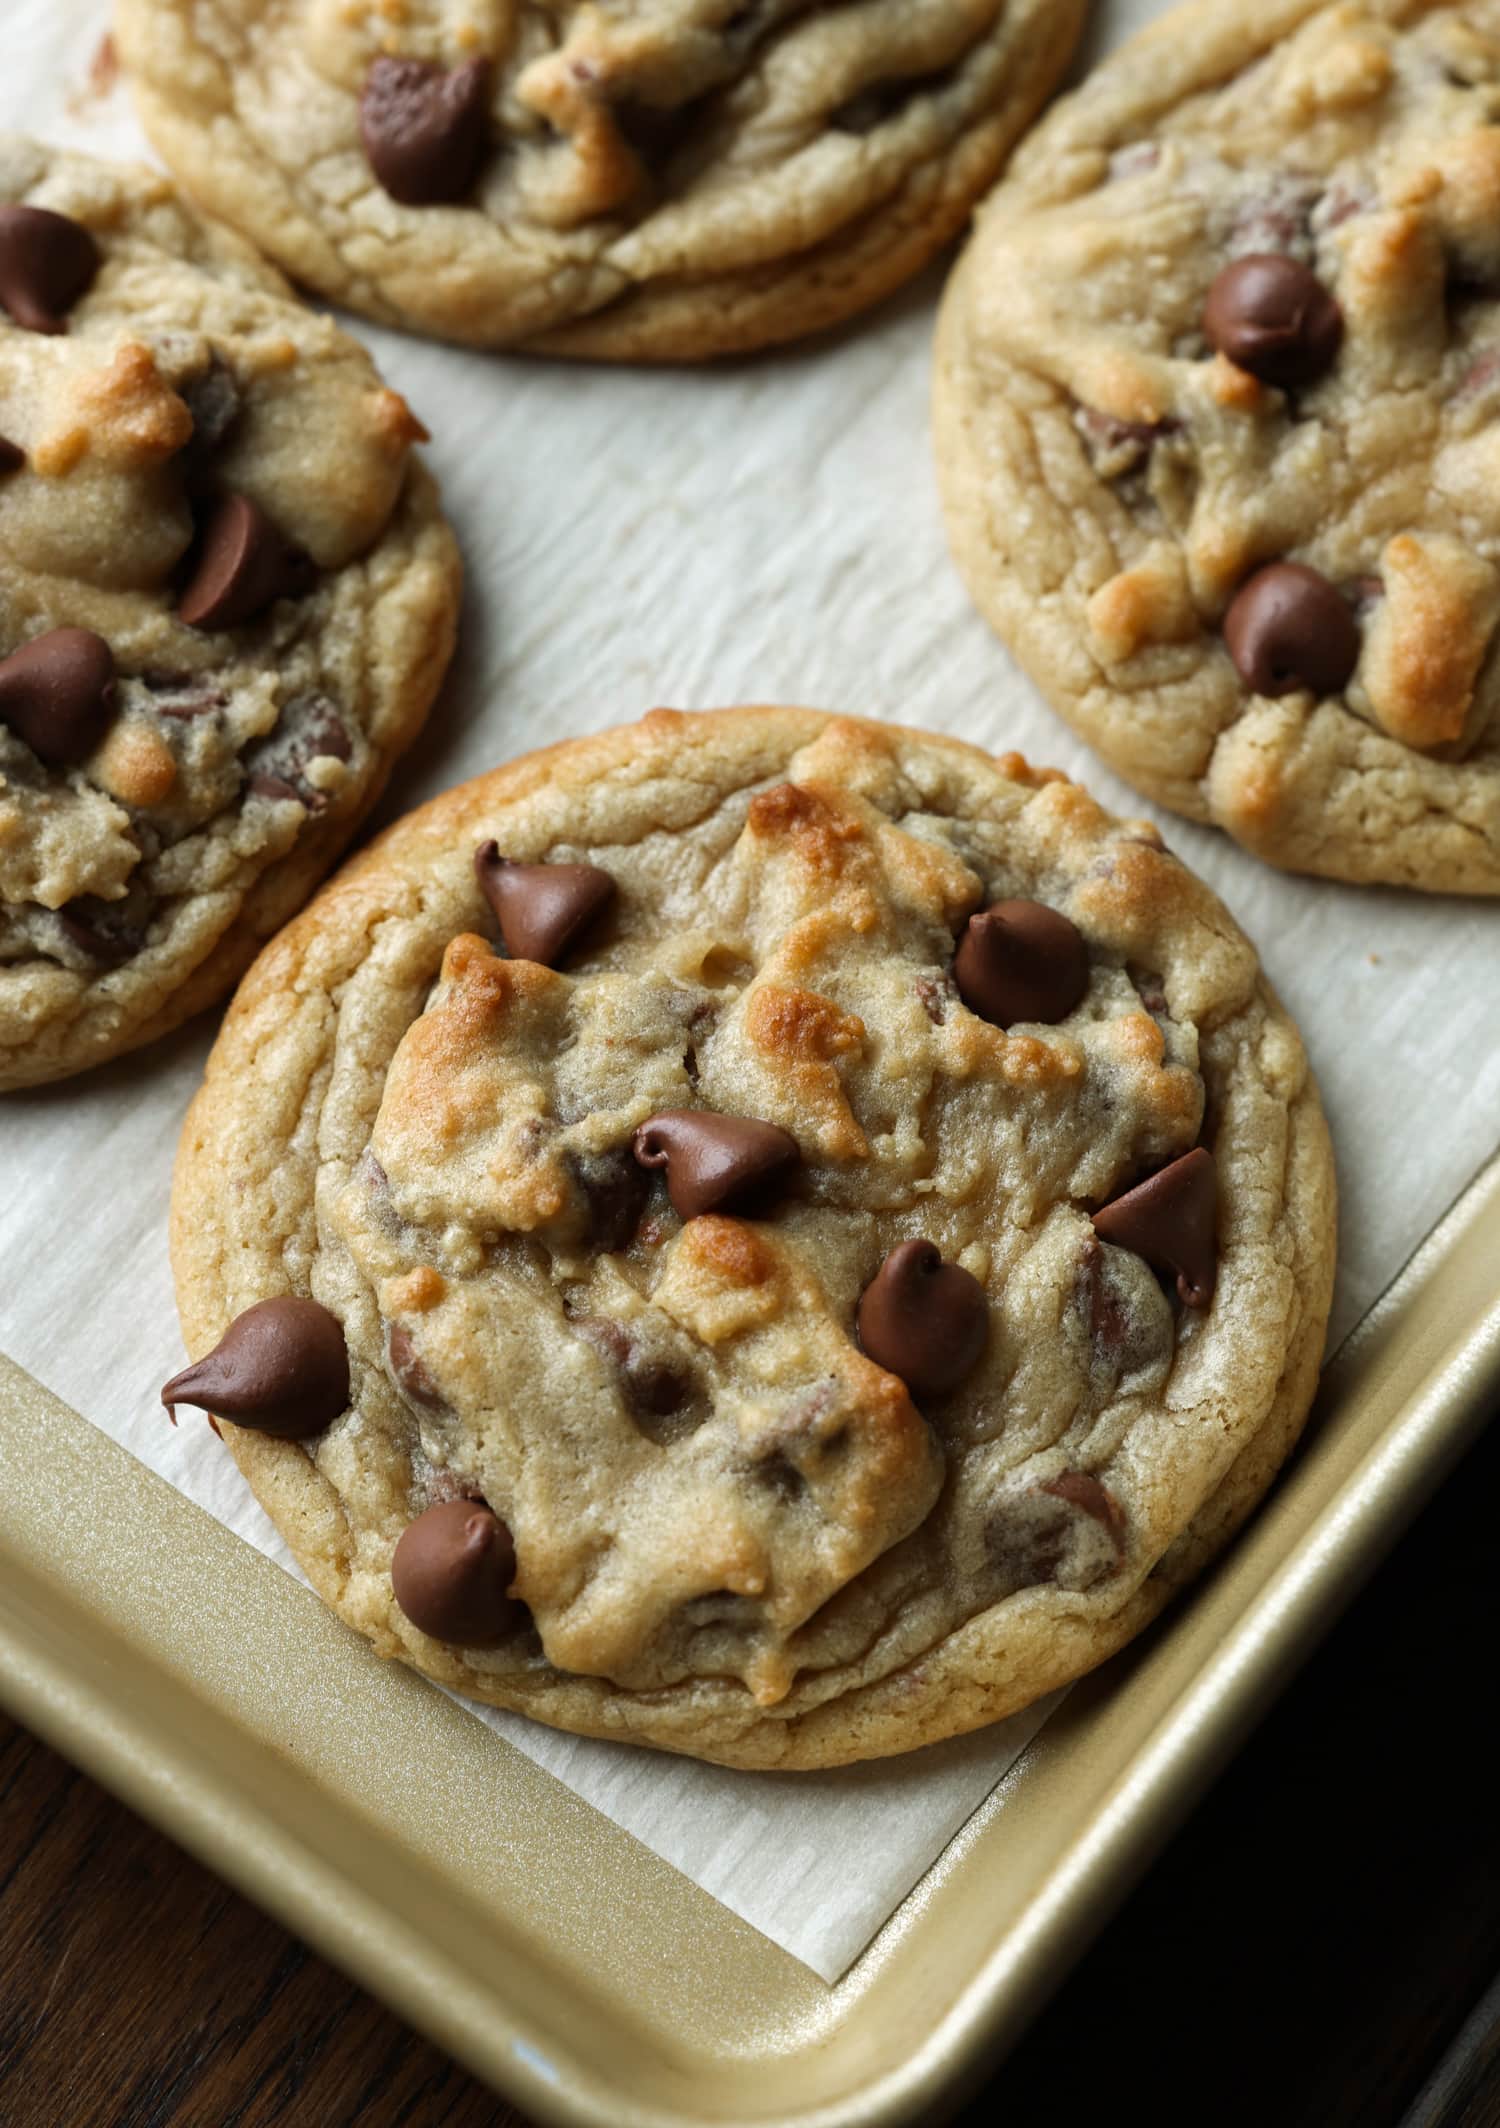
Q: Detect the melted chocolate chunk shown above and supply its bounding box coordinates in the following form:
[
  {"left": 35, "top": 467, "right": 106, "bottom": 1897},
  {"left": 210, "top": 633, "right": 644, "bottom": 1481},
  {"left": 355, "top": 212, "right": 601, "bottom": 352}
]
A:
[
  {"left": 633, "top": 1110, "right": 799, "bottom": 1221},
  {"left": 0, "top": 203, "right": 99, "bottom": 333},
  {"left": 954, "top": 899, "right": 1089, "bottom": 1029},
  {"left": 1078, "top": 1235, "right": 1131, "bottom": 1357},
  {"left": 143, "top": 672, "right": 230, "bottom": 720},
  {"left": 55, "top": 899, "right": 143, "bottom": 967},
  {"left": 857, "top": 1240, "right": 988, "bottom": 1403},
  {"left": 0, "top": 628, "right": 116, "bottom": 767},
  {"left": 1093, "top": 1148, "right": 1218, "bottom": 1309},
  {"left": 1223, "top": 561, "right": 1360, "bottom": 698},
  {"left": 987, "top": 1471, "right": 1127, "bottom": 1593},
  {"left": 360, "top": 56, "right": 493, "bottom": 206},
  {"left": 0, "top": 434, "right": 24, "bottom": 474},
  {"left": 1041, "top": 1468, "right": 1127, "bottom": 1548},
  {"left": 474, "top": 842, "right": 616, "bottom": 966},
  {"left": 1203, "top": 254, "right": 1343, "bottom": 387},
  {"left": 1075, "top": 403, "right": 1180, "bottom": 479},
  {"left": 573, "top": 1146, "right": 650, "bottom": 1252},
  {"left": 569, "top": 1312, "right": 693, "bottom": 1435},
  {"left": 177, "top": 354, "right": 245, "bottom": 474},
  {"left": 391, "top": 1498, "right": 521, "bottom": 1645},
  {"left": 161, "top": 1296, "right": 349, "bottom": 1439},
  {"left": 243, "top": 696, "right": 352, "bottom": 811},
  {"left": 387, "top": 1324, "right": 445, "bottom": 1409},
  {"left": 179, "top": 493, "right": 314, "bottom": 631},
  {"left": 915, "top": 972, "right": 955, "bottom": 1025}
]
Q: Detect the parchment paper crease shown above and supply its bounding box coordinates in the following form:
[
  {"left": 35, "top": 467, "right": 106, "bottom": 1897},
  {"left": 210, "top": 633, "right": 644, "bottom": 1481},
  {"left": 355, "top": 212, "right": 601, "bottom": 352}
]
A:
[{"left": 2, "top": 0, "right": 1497, "bottom": 1983}]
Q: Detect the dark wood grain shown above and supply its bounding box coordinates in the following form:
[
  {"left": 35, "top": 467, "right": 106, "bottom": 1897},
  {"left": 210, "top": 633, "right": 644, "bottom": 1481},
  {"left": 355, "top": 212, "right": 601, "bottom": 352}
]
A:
[
  {"left": 0, "top": 1719, "right": 522, "bottom": 2128},
  {"left": 4, "top": 1405, "right": 1498, "bottom": 2128}
]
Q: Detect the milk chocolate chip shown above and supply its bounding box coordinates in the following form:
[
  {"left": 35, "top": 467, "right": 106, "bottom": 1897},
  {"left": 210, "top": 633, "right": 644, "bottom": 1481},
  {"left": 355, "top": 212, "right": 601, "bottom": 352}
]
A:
[
  {"left": 161, "top": 1296, "right": 350, "bottom": 1439},
  {"left": 179, "top": 494, "right": 313, "bottom": 631},
  {"left": 0, "top": 628, "right": 116, "bottom": 767},
  {"left": 0, "top": 434, "right": 24, "bottom": 474},
  {"left": 360, "top": 57, "right": 493, "bottom": 206},
  {"left": 633, "top": 1110, "right": 799, "bottom": 1220},
  {"left": 388, "top": 1324, "right": 444, "bottom": 1409},
  {"left": 1092, "top": 1148, "right": 1218, "bottom": 1308},
  {"left": 391, "top": 1499, "right": 519, "bottom": 1645},
  {"left": 474, "top": 841, "right": 615, "bottom": 965},
  {"left": 954, "top": 900, "right": 1088, "bottom": 1028},
  {"left": 0, "top": 203, "right": 99, "bottom": 333},
  {"left": 857, "top": 1240, "right": 988, "bottom": 1402},
  {"left": 1203, "top": 255, "right": 1343, "bottom": 387},
  {"left": 1223, "top": 562, "right": 1359, "bottom": 698},
  {"left": 1041, "top": 1468, "right": 1127, "bottom": 1549}
]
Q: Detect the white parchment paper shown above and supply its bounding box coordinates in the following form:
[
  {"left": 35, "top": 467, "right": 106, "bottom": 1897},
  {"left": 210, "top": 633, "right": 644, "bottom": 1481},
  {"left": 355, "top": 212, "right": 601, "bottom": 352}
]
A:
[{"left": 3, "top": 0, "right": 1498, "bottom": 1983}]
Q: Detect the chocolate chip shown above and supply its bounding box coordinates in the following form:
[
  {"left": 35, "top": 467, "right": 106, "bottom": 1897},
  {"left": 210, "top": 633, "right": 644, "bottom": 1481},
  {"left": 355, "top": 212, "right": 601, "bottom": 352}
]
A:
[
  {"left": 474, "top": 841, "right": 615, "bottom": 966},
  {"left": 1223, "top": 561, "right": 1359, "bottom": 698},
  {"left": 0, "top": 628, "right": 116, "bottom": 767},
  {"left": 177, "top": 354, "right": 243, "bottom": 466},
  {"left": 243, "top": 695, "right": 352, "bottom": 811},
  {"left": 915, "top": 972, "right": 955, "bottom": 1025},
  {"left": 387, "top": 1324, "right": 444, "bottom": 1409},
  {"left": 1092, "top": 1147, "right": 1217, "bottom": 1309},
  {"left": 161, "top": 1296, "right": 350, "bottom": 1439},
  {"left": 0, "top": 434, "right": 24, "bottom": 474},
  {"left": 391, "top": 1498, "right": 520, "bottom": 1645},
  {"left": 143, "top": 672, "right": 229, "bottom": 719},
  {"left": 56, "top": 900, "right": 141, "bottom": 967},
  {"left": 1079, "top": 1235, "right": 1131, "bottom": 1356},
  {"left": 570, "top": 1313, "right": 691, "bottom": 1428},
  {"left": 178, "top": 494, "right": 313, "bottom": 631},
  {"left": 1041, "top": 1468, "right": 1127, "bottom": 1549},
  {"left": 573, "top": 1147, "right": 649, "bottom": 1251},
  {"left": 954, "top": 900, "right": 1089, "bottom": 1029},
  {"left": 632, "top": 1110, "right": 799, "bottom": 1221},
  {"left": 359, "top": 56, "right": 493, "bottom": 206},
  {"left": 988, "top": 1472, "right": 1127, "bottom": 1592},
  {"left": 1074, "top": 403, "right": 1179, "bottom": 479},
  {"left": 856, "top": 1240, "right": 988, "bottom": 1402},
  {"left": 1203, "top": 254, "right": 1343, "bottom": 387},
  {"left": 0, "top": 203, "right": 99, "bottom": 333}
]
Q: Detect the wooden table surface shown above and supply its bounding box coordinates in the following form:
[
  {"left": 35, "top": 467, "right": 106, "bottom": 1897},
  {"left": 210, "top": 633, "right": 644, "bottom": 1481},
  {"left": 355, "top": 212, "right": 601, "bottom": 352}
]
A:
[{"left": 5, "top": 1406, "right": 1499, "bottom": 2128}]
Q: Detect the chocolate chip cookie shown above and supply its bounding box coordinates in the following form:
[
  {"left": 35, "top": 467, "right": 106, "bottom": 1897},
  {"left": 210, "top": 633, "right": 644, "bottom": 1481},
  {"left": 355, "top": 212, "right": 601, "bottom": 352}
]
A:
[
  {"left": 934, "top": 0, "right": 1500, "bottom": 893},
  {"left": 0, "top": 137, "right": 460, "bottom": 1087},
  {"left": 114, "top": 0, "right": 1088, "bottom": 358},
  {"left": 164, "top": 708, "right": 1334, "bottom": 1768}
]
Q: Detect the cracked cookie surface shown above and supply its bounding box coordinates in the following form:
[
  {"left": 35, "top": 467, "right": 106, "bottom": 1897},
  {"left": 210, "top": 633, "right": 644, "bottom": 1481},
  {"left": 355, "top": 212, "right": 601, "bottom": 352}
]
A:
[
  {"left": 0, "top": 137, "right": 461, "bottom": 1087},
  {"left": 935, "top": 0, "right": 1500, "bottom": 893},
  {"left": 169, "top": 708, "right": 1334, "bottom": 1768},
  {"left": 114, "top": 0, "right": 1088, "bottom": 357}
]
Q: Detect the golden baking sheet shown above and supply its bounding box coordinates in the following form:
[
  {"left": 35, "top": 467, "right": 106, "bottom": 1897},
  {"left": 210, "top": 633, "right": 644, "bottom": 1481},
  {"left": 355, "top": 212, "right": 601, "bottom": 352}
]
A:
[{"left": 4, "top": 1151, "right": 1496, "bottom": 2127}]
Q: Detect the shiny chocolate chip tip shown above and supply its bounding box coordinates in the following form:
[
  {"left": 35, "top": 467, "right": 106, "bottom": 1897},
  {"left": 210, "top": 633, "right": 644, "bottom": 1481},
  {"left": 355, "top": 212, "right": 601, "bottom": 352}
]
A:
[
  {"left": 391, "top": 1498, "right": 520, "bottom": 1646},
  {"left": 0, "top": 627, "right": 116, "bottom": 769},
  {"left": 161, "top": 1295, "right": 350, "bottom": 1440},
  {"left": 474, "top": 841, "right": 616, "bottom": 967},
  {"left": 1092, "top": 1147, "right": 1218, "bottom": 1309},
  {"left": 954, "top": 899, "right": 1089, "bottom": 1030},
  {"left": 857, "top": 1239, "right": 988, "bottom": 1403},
  {"left": 633, "top": 1109, "right": 799, "bottom": 1221},
  {"left": 1223, "top": 561, "right": 1359, "bottom": 700},
  {"left": 1203, "top": 254, "right": 1343, "bottom": 389}
]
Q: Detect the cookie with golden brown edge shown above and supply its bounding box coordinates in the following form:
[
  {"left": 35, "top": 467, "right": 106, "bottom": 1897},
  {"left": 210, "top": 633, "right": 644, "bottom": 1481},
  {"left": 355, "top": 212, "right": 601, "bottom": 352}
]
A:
[
  {"left": 114, "top": 0, "right": 1089, "bottom": 359},
  {"left": 934, "top": 0, "right": 1500, "bottom": 893},
  {"left": 165, "top": 708, "right": 1334, "bottom": 1769},
  {"left": 0, "top": 138, "right": 460, "bottom": 1088}
]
